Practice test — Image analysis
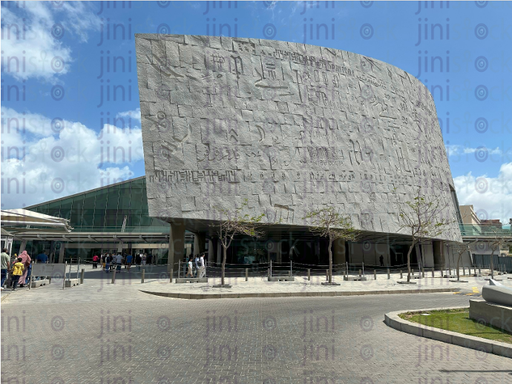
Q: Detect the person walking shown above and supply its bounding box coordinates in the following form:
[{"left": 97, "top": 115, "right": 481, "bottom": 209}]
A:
[
  {"left": 125, "top": 253, "right": 133, "bottom": 270},
  {"left": 115, "top": 253, "right": 123, "bottom": 273},
  {"left": 186, "top": 257, "right": 194, "bottom": 277},
  {"left": 141, "top": 253, "right": 147, "bottom": 266},
  {"left": 92, "top": 255, "right": 99, "bottom": 269},
  {"left": 105, "top": 254, "right": 111, "bottom": 273},
  {"left": 17, "top": 251, "right": 31, "bottom": 287},
  {"left": 198, "top": 254, "right": 206, "bottom": 278},
  {"left": 194, "top": 255, "right": 200, "bottom": 278},
  {"left": 1, "top": 249, "right": 10, "bottom": 290},
  {"left": 10, "top": 258, "right": 25, "bottom": 291}
]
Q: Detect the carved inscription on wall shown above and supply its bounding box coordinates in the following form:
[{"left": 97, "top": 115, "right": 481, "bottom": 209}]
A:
[{"left": 136, "top": 34, "right": 461, "bottom": 241}]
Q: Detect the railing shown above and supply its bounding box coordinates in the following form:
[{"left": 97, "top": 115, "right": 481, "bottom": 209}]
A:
[{"left": 460, "top": 224, "right": 512, "bottom": 237}]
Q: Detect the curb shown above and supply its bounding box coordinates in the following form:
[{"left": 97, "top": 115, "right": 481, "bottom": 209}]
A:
[
  {"left": 384, "top": 307, "right": 512, "bottom": 359},
  {"left": 140, "top": 287, "right": 458, "bottom": 300}
]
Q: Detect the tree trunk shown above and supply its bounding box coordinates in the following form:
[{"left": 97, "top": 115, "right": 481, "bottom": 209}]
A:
[
  {"left": 328, "top": 238, "right": 333, "bottom": 283},
  {"left": 406, "top": 244, "right": 414, "bottom": 283},
  {"left": 490, "top": 248, "right": 496, "bottom": 279},
  {"left": 221, "top": 245, "right": 227, "bottom": 286},
  {"left": 456, "top": 252, "right": 461, "bottom": 281}
]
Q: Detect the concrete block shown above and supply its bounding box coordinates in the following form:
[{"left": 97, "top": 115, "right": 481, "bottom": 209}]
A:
[{"left": 65, "top": 279, "right": 79, "bottom": 287}]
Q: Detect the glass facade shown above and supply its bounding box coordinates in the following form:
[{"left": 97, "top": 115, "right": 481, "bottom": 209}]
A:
[{"left": 27, "top": 177, "right": 169, "bottom": 233}]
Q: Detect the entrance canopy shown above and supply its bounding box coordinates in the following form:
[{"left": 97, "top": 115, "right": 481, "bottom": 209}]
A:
[{"left": 1, "top": 209, "right": 73, "bottom": 235}]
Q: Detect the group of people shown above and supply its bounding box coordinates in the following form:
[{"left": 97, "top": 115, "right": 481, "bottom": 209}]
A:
[
  {"left": 1, "top": 249, "right": 32, "bottom": 291},
  {"left": 185, "top": 253, "right": 207, "bottom": 278},
  {"left": 96, "top": 252, "right": 155, "bottom": 272}
]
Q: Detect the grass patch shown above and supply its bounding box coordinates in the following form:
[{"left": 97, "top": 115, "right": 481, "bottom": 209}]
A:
[{"left": 399, "top": 309, "right": 512, "bottom": 344}]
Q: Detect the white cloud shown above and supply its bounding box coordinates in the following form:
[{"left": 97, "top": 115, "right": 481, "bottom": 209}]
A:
[
  {"left": 446, "top": 144, "right": 502, "bottom": 157},
  {"left": 1, "top": 2, "right": 100, "bottom": 81},
  {"left": 1, "top": 107, "right": 143, "bottom": 209},
  {"left": 454, "top": 164, "right": 512, "bottom": 223},
  {"left": 116, "top": 108, "right": 141, "bottom": 122}
]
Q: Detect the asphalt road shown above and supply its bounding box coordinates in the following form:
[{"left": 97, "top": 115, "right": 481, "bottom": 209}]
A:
[{"left": 2, "top": 291, "right": 511, "bottom": 384}]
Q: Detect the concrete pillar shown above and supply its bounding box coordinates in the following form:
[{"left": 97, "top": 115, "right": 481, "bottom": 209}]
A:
[
  {"left": 168, "top": 220, "right": 186, "bottom": 270},
  {"left": 58, "top": 244, "right": 66, "bottom": 263},
  {"left": 193, "top": 232, "right": 206, "bottom": 255},
  {"left": 433, "top": 240, "right": 444, "bottom": 270},
  {"left": 208, "top": 239, "right": 214, "bottom": 264},
  {"left": 19, "top": 240, "right": 27, "bottom": 254},
  {"left": 333, "top": 239, "right": 346, "bottom": 265}
]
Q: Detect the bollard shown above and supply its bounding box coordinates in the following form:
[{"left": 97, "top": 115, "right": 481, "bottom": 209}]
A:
[
  {"left": 358, "top": 269, "right": 362, "bottom": 278},
  {"left": 412, "top": 268, "right": 414, "bottom": 277},
  {"left": 80, "top": 269, "right": 85, "bottom": 284},
  {"left": 478, "top": 267, "right": 481, "bottom": 276},
  {"left": 400, "top": 270, "right": 403, "bottom": 279},
  {"left": 170, "top": 268, "right": 173, "bottom": 283},
  {"left": 374, "top": 270, "right": 376, "bottom": 280},
  {"left": 307, "top": 269, "right": 311, "bottom": 281},
  {"left": 141, "top": 269, "right": 145, "bottom": 283},
  {"left": 432, "top": 268, "right": 434, "bottom": 278},
  {"left": 270, "top": 260, "right": 272, "bottom": 277},
  {"left": 178, "top": 260, "right": 181, "bottom": 278},
  {"left": 326, "top": 269, "right": 329, "bottom": 281},
  {"left": 463, "top": 267, "right": 465, "bottom": 276},
  {"left": 111, "top": 269, "right": 116, "bottom": 284},
  {"left": 245, "top": 268, "right": 248, "bottom": 282},
  {"left": 63, "top": 261, "right": 67, "bottom": 290},
  {"left": 362, "top": 262, "right": 365, "bottom": 277},
  {"left": 421, "top": 267, "right": 425, "bottom": 278},
  {"left": 387, "top": 268, "right": 390, "bottom": 279}
]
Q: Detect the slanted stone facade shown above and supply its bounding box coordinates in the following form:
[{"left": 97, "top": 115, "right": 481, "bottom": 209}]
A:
[{"left": 135, "top": 34, "right": 462, "bottom": 251}]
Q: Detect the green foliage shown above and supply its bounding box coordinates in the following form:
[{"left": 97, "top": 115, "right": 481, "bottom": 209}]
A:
[{"left": 303, "top": 207, "right": 359, "bottom": 242}]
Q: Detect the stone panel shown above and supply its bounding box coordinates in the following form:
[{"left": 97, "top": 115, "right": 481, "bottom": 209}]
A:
[{"left": 136, "top": 34, "right": 462, "bottom": 242}]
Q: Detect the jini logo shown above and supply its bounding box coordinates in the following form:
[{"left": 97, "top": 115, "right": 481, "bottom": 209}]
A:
[
  {"left": 98, "top": 310, "right": 133, "bottom": 366},
  {"left": 97, "top": 50, "right": 132, "bottom": 79},
  {"left": 97, "top": 18, "right": 132, "bottom": 46},
  {"left": 415, "top": 18, "right": 450, "bottom": 46}
]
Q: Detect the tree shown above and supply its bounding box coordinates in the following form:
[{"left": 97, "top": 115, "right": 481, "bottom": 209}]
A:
[
  {"left": 488, "top": 226, "right": 511, "bottom": 279},
  {"left": 398, "top": 188, "right": 454, "bottom": 283},
  {"left": 453, "top": 240, "right": 477, "bottom": 281},
  {"left": 212, "top": 200, "right": 264, "bottom": 287},
  {"left": 303, "top": 207, "right": 359, "bottom": 284}
]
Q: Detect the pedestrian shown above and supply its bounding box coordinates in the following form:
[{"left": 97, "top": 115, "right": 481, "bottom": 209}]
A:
[
  {"left": 115, "top": 253, "right": 123, "bottom": 273},
  {"left": 126, "top": 253, "right": 133, "bottom": 270},
  {"left": 141, "top": 253, "right": 147, "bottom": 266},
  {"left": 194, "top": 255, "right": 200, "bottom": 277},
  {"left": 147, "top": 253, "right": 152, "bottom": 265},
  {"left": 17, "top": 251, "right": 31, "bottom": 287},
  {"left": 1, "top": 248, "right": 10, "bottom": 290},
  {"left": 10, "top": 258, "right": 25, "bottom": 291},
  {"left": 105, "top": 254, "right": 111, "bottom": 273},
  {"left": 198, "top": 254, "right": 206, "bottom": 278},
  {"left": 35, "top": 252, "right": 48, "bottom": 264},
  {"left": 92, "top": 254, "right": 99, "bottom": 269},
  {"left": 186, "top": 257, "right": 194, "bottom": 277}
]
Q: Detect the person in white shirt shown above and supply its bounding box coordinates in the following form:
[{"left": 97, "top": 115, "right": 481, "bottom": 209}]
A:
[
  {"left": 198, "top": 254, "right": 206, "bottom": 278},
  {"left": 115, "top": 253, "right": 123, "bottom": 272}
]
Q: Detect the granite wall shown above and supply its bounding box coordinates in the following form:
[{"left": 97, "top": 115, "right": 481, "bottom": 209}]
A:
[{"left": 135, "top": 34, "right": 462, "bottom": 242}]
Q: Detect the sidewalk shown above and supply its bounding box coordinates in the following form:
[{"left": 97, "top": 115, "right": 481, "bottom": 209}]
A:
[
  {"left": 140, "top": 272, "right": 512, "bottom": 299},
  {"left": 2, "top": 265, "right": 510, "bottom": 304}
]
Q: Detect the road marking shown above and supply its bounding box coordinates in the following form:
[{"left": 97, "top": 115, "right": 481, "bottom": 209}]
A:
[{"left": 472, "top": 287, "right": 479, "bottom": 294}]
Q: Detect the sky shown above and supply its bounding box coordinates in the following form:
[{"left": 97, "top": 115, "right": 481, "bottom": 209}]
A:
[{"left": 1, "top": 1, "right": 511, "bottom": 224}]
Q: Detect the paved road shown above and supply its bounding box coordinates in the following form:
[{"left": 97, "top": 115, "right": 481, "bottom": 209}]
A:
[{"left": 2, "top": 288, "right": 511, "bottom": 384}]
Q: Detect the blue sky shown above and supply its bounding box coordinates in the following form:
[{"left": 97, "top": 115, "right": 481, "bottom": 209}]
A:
[{"left": 2, "top": 1, "right": 511, "bottom": 223}]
